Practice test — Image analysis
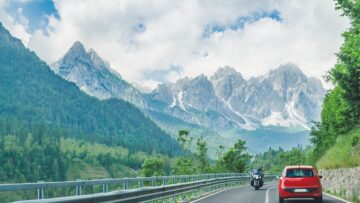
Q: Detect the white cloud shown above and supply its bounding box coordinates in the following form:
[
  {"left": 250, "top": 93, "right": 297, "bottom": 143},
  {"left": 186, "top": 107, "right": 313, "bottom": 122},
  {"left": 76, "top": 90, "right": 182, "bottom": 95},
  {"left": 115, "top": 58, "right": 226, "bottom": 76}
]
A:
[
  {"left": 0, "top": 0, "right": 349, "bottom": 89},
  {"left": 0, "top": 0, "right": 30, "bottom": 45}
]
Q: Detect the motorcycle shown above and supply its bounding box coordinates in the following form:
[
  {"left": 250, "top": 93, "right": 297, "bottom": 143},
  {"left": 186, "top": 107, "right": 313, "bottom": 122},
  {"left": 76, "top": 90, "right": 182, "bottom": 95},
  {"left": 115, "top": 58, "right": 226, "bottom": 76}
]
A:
[{"left": 250, "top": 169, "right": 264, "bottom": 190}]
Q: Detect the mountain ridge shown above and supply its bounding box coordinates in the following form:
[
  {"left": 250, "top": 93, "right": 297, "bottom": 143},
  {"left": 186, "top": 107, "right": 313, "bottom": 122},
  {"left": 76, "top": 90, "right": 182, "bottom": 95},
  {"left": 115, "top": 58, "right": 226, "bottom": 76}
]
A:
[
  {"left": 0, "top": 23, "right": 180, "bottom": 156},
  {"left": 151, "top": 62, "right": 325, "bottom": 131},
  {"left": 51, "top": 41, "right": 326, "bottom": 155}
]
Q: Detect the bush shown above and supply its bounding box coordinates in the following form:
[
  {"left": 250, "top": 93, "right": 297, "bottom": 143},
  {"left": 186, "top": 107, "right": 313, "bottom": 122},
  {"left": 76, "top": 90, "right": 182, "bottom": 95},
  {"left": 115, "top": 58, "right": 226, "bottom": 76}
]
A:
[{"left": 351, "top": 136, "right": 359, "bottom": 147}]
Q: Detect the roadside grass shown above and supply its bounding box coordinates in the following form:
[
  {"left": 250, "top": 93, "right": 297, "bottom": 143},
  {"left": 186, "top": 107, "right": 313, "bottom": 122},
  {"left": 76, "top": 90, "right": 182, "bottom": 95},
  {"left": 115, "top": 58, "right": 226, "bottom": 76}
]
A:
[
  {"left": 317, "top": 128, "right": 360, "bottom": 169},
  {"left": 325, "top": 189, "right": 360, "bottom": 203}
]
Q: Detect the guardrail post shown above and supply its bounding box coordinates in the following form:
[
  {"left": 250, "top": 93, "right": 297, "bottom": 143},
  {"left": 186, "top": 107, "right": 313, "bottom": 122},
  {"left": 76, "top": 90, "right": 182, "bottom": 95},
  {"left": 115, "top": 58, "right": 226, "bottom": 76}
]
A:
[
  {"left": 124, "top": 180, "right": 128, "bottom": 190},
  {"left": 102, "top": 183, "right": 109, "bottom": 193},
  {"left": 75, "top": 179, "right": 82, "bottom": 196},
  {"left": 37, "top": 181, "right": 44, "bottom": 199}
]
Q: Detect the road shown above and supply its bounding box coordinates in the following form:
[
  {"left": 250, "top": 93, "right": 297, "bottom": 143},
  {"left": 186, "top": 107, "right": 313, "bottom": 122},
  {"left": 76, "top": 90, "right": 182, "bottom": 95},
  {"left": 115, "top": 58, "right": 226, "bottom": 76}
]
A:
[{"left": 192, "top": 183, "right": 349, "bottom": 203}]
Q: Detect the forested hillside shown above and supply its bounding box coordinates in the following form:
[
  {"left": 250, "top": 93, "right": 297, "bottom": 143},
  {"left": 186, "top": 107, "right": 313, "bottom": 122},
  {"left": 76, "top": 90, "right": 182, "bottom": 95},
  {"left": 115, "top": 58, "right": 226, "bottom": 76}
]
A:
[
  {"left": 0, "top": 23, "right": 180, "bottom": 156},
  {"left": 310, "top": 0, "right": 360, "bottom": 168},
  {"left": 0, "top": 116, "right": 165, "bottom": 202}
]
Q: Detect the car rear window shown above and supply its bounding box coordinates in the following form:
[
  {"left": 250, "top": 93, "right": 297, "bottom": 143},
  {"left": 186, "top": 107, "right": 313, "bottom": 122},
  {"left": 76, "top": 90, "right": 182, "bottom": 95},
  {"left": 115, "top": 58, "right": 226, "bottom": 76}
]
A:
[{"left": 285, "top": 168, "right": 314, "bottom": 178}]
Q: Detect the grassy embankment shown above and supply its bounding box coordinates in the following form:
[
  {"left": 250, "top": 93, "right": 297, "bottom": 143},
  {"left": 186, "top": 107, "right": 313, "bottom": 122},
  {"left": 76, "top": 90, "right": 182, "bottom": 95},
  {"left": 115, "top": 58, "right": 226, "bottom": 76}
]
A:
[{"left": 317, "top": 128, "right": 360, "bottom": 169}]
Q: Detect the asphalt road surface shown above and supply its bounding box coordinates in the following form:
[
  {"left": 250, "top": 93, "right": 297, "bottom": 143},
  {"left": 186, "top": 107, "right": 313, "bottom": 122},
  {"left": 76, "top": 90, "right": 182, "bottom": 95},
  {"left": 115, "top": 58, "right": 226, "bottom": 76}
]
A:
[{"left": 192, "top": 183, "right": 349, "bottom": 203}]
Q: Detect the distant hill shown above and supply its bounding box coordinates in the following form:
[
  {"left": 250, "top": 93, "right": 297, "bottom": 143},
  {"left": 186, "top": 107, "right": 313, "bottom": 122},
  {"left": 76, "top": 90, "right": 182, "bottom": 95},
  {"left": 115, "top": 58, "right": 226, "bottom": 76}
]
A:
[{"left": 0, "top": 23, "right": 180, "bottom": 156}]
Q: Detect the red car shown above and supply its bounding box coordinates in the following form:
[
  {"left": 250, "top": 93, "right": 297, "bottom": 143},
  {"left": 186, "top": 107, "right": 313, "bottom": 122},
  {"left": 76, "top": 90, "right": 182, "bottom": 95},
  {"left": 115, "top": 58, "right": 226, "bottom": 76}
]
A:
[{"left": 278, "top": 165, "right": 323, "bottom": 203}]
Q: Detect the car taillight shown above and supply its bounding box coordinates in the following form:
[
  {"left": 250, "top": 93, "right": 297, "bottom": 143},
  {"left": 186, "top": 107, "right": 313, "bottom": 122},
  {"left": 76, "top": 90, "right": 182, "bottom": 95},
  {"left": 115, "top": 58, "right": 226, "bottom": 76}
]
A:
[{"left": 281, "top": 182, "right": 286, "bottom": 189}]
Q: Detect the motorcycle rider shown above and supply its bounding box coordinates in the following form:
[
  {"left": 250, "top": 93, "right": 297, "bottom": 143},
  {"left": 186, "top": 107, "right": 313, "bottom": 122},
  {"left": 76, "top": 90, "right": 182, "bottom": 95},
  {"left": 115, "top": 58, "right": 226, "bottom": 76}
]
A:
[{"left": 250, "top": 168, "right": 264, "bottom": 190}]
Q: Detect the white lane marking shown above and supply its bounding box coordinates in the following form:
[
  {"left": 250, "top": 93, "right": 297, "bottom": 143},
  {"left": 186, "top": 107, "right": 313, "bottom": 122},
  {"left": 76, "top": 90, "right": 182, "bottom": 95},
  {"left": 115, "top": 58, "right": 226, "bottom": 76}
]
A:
[
  {"left": 265, "top": 186, "right": 274, "bottom": 203},
  {"left": 324, "top": 192, "right": 352, "bottom": 203},
  {"left": 189, "top": 185, "right": 248, "bottom": 203}
]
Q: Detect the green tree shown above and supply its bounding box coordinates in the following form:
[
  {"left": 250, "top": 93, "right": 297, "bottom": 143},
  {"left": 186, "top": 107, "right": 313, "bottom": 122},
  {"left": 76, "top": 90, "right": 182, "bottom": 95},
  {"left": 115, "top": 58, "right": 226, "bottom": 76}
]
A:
[
  {"left": 172, "top": 157, "right": 195, "bottom": 175},
  {"left": 177, "top": 130, "right": 192, "bottom": 152},
  {"left": 172, "top": 130, "right": 195, "bottom": 175},
  {"left": 222, "top": 140, "right": 252, "bottom": 173},
  {"left": 141, "top": 157, "right": 164, "bottom": 177},
  {"left": 278, "top": 148, "right": 307, "bottom": 167},
  {"left": 331, "top": 0, "right": 360, "bottom": 126},
  {"left": 212, "top": 145, "right": 226, "bottom": 172},
  {"left": 310, "top": 87, "right": 350, "bottom": 160},
  {"left": 195, "top": 136, "right": 209, "bottom": 173}
]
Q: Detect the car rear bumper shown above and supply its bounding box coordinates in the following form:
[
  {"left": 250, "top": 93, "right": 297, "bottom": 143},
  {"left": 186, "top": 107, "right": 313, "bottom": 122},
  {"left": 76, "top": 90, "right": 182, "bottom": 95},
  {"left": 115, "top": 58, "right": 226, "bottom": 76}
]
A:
[{"left": 279, "top": 188, "right": 322, "bottom": 198}]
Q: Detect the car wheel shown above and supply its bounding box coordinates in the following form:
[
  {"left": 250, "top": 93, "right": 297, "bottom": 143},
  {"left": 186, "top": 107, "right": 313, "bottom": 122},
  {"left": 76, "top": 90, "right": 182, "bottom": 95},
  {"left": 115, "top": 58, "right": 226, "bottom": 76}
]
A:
[
  {"left": 279, "top": 196, "right": 284, "bottom": 203},
  {"left": 314, "top": 195, "right": 322, "bottom": 203}
]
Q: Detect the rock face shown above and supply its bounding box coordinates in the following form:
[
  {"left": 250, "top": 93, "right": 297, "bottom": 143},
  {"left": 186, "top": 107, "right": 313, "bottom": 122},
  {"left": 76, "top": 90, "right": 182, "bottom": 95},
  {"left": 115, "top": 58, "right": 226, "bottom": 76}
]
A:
[
  {"left": 51, "top": 41, "right": 146, "bottom": 107},
  {"left": 319, "top": 167, "right": 360, "bottom": 201},
  {"left": 150, "top": 63, "right": 325, "bottom": 132}
]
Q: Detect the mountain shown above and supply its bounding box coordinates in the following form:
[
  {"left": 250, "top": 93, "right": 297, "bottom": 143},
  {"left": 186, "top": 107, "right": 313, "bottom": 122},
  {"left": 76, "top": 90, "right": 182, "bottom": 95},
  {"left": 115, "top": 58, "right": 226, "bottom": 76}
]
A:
[
  {"left": 0, "top": 23, "right": 180, "bottom": 156},
  {"left": 51, "top": 42, "right": 325, "bottom": 155},
  {"left": 148, "top": 64, "right": 325, "bottom": 154},
  {"left": 51, "top": 42, "right": 146, "bottom": 107},
  {"left": 151, "top": 63, "right": 325, "bottom": 132}
]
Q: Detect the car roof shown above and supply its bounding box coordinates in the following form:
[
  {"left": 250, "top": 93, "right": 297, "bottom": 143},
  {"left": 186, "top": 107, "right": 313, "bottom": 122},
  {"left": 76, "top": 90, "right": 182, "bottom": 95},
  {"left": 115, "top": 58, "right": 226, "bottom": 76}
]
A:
[{"left": 285, "top": 165, "right": 314, "bottom": 170}]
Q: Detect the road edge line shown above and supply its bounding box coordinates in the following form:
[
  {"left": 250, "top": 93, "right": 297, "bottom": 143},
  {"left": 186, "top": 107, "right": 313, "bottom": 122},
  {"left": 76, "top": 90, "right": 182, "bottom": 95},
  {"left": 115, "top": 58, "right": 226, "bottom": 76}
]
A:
[
  {"left": 189, "top": 185, "right": 247, "bottom": 203},
  {"left": 324, "top": 192, "right": 352, "bottom": 203},
  {"left": 265, "top": 186, "right": 274, "bottom": 203}
]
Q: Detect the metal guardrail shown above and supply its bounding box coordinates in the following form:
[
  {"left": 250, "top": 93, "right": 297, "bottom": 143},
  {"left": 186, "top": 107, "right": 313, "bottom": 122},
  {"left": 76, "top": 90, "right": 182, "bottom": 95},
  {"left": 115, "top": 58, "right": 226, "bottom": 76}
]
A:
[{"left": 0, "top": 173, "right": 278, "bottom": 202}]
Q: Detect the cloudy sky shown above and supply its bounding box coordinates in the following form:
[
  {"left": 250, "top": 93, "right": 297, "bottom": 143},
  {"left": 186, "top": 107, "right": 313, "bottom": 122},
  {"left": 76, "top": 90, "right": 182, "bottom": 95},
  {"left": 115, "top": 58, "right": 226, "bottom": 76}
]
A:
[{"left": 0, "top": 0, "right": 349, "bottom": 89}]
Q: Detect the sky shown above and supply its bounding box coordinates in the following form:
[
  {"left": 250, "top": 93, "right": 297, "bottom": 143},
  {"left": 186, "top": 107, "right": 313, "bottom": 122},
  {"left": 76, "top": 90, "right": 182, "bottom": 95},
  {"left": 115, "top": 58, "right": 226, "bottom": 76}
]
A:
[{"left": 0, "top": 0, "right": 350, "bottom": 89}]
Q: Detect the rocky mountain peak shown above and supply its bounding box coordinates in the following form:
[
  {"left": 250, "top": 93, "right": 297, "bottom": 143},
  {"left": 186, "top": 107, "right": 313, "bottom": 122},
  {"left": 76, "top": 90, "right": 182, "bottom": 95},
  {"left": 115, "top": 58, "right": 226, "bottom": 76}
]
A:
[
  {"left": 266, "top": 62, "right": 308, "bottom": 93},
  {"left": 51, "top": 42, "right": 145, "bottom": 106},
  {"left": 60, "top": 41, "right": 89, "bottom": 68},
  {"left": 212, "top": 66, "right": 243, "bottom": 78},
  {"left": 186, "top": 74, "right": 214, "bottom": 95},
  {"left": 175, "top": 77, "right": 190, "bottom": 88},
  {"left": 88, "top": 48, "right": 111, "bottom": 71},
  {"left": 211, "top": 66, "right": 245, "bottom": 100},
  {"left": 269, "top": 62, "right": 306, "bottom": 79},
  {"left": 68, "top": 41, "right": 87, "bottom": 56},
  {"left": 192, "top": 74, "right": 209, "bottom": 84}
]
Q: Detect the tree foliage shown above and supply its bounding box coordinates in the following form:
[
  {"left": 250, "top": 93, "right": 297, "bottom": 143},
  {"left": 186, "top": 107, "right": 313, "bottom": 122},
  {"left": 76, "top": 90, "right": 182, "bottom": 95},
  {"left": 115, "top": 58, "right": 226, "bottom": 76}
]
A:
[
  {"left": 222, "top": 140, "right": 252, "bottom": 173},
  {"left": 332, "top": 0, "right": 360, "bottom": 126},
  {"left": 172, "top": 157, "right": 195, "bottom": 175},
  {"left": 173, "top": 130, "right": 196, "bottom": 175},
  {"left": 195, "top": 136, "right": 209, "bottom": 173},
  {"left": 0, "top": 117, "right": 154, "bottom": 184},
  {"left": 177, "top": 130, "right": 192, "bottom": 152},
  {"left": 141, "top": 157, "right": 164, "bottom": 177},
  {"left": 251, "top": 146, "right": 314, "bottom": 173}
]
